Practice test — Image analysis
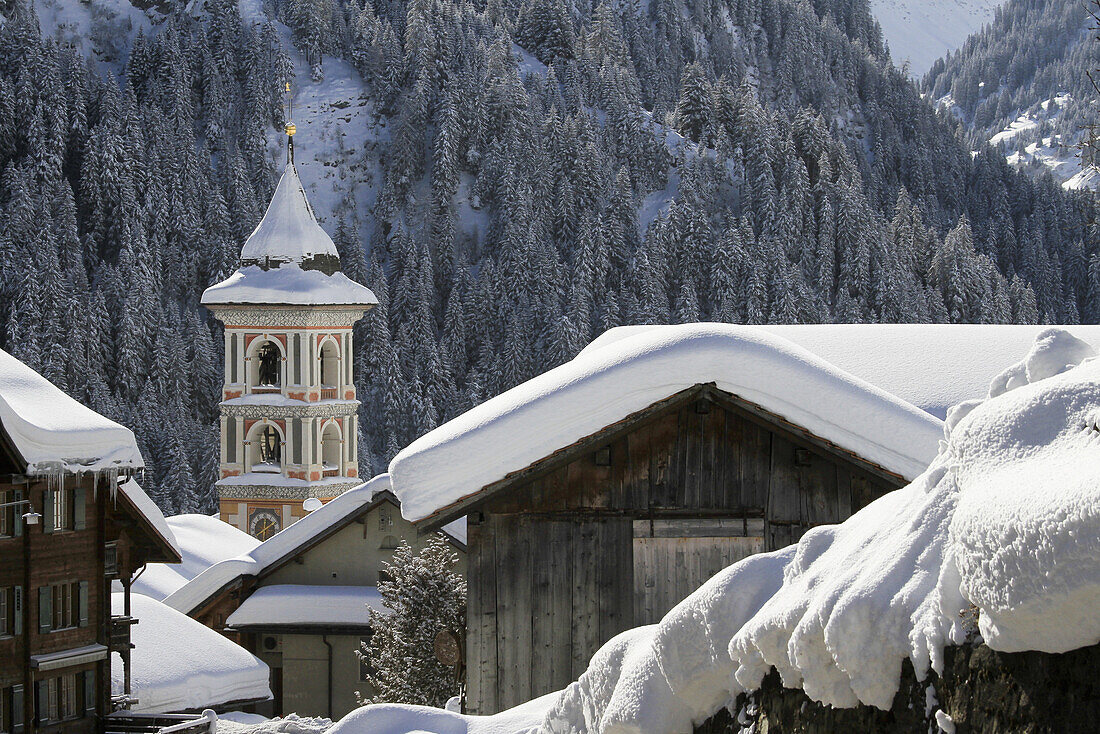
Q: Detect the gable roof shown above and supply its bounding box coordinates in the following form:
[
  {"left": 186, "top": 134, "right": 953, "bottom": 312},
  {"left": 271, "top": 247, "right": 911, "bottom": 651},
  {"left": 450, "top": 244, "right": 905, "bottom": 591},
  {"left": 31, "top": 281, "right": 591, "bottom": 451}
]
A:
[
  {"left": 583, "top": 324, "right": 1100, "bottom": 419},
  {"left": 164, "top": 474, "right": 465, "bottom": 616},
  {"left": 390, "top": 324, "right": 948, "bottom": 527},
  {"left": 0, "top": 348, "right": 143, "bottom": 476}
]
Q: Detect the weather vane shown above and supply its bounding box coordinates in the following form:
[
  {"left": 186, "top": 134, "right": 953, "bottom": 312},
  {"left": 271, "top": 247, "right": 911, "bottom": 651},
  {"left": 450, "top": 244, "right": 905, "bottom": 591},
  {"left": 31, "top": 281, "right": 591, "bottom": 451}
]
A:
[{"left": 284, "top": 81, "right": 296, "bottom": 164}]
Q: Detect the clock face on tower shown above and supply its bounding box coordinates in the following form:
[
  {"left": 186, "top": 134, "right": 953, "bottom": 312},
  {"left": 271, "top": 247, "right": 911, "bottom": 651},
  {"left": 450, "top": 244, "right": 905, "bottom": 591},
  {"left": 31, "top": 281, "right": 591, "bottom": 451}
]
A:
[{"left": 249, "top": 508, "right": 281, "bottom": 540}]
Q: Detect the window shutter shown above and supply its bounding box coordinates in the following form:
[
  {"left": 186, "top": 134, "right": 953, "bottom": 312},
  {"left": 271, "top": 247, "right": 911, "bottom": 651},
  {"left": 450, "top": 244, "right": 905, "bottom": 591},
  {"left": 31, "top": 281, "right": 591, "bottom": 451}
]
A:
[
  {"left": 13, "top": 488, "right": 23, "bottom": 537},
  {"left": 42, "top": 489, "right": 54, "bottom": 534},
  {"left": 12, "top": 684, "right": 23, "bottom": 734},
  {"left": 14, "top": 586, "right": 23, "bottom": 636},
  {"left": 83, "top": 669, "right": 96, "bottom": 716},
  {"left": 73, "top": 487, "right": 86, "bottom": 531},
  {"left": 78, "top": 582, "right": 89, "bottom": 628},
  {"left": 38, "top": 587, "right": 51, "bottom": 633},
  {"left": 34, "top": 681, "right": 47, "bottom": 725}
]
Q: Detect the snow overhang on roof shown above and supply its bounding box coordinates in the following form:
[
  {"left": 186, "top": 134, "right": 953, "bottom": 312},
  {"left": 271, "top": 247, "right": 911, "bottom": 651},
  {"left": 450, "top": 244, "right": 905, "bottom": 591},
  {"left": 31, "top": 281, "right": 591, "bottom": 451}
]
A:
[
  {"left": 225, "top": 584, "right": 384, "bottom": 630},
  {"left": 200, "top": 264, "right": 379, "bottom": 307},
  {"left": 389, "top": 324, "right": 948, "bottom": 526},
  {"left": 0, "top": 348, "right": 144, "bottom": 477},
  {"left": 117, "top": 479, "right": 183, "bottom": 563}
]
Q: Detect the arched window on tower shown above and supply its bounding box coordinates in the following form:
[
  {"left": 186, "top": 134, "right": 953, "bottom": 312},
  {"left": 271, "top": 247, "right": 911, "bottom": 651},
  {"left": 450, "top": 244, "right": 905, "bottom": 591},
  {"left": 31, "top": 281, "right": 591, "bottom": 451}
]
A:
[
  {"left": 249, "top": 425, "right": 282, "bottom": 473},
  {"left": 321, "top": 422, "right": 341, "bottom": 476},
  {"left": 320, "top": 340, "right": 339, "bottom": 389},
  {"left": 256, "top": 342, "right": 281, "bottom": 387}
]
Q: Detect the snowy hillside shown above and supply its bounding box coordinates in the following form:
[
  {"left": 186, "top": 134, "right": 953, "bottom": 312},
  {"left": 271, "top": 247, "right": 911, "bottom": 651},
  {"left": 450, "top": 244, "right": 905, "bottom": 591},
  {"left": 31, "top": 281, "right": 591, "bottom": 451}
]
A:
[
  {"left": 986, "top": 94, "right": 1099, "bottom": 190},
  {"left": 871, "top": 0, "right": 1002, "bottom": 75}
]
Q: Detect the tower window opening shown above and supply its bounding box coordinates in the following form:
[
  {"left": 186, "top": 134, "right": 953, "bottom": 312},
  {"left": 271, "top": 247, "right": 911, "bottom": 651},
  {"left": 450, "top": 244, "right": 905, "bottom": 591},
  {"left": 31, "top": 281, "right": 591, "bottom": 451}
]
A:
[
  {"left": 254, "top": 341, "right": 282, "bottom": 388},
  {"left": 251, "top": 426, "right": 282, "bottom": 473},
  {"left": 320, "top": 341, "right": 339, "bottom": 388},
  {"left": 321, "top": 423, "right": 341, "bottom": 474}
]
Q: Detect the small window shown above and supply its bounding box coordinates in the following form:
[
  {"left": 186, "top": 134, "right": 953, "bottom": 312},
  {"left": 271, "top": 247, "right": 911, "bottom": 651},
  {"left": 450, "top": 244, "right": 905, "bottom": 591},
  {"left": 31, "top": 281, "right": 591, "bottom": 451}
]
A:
[
  {"left": 594, "top": 446, "right": 611, "bottom": 466},
  {"left": 60, "top": 675, "right": 76, "bottom": 720},
  {"left": 52, "top": 487, "right": 72, "bottom": 532},
  {"left": 53, "top": 583, "right": 74, "bottom": 630},
  {"left": 379, "top": 535, "right": 399, "bottom": 551},
  {"left": 104, "top": 543, "right": 118, "bottom": 577},
  {"left": 0, "top": 488, "right": 14, "bottom": 538}
]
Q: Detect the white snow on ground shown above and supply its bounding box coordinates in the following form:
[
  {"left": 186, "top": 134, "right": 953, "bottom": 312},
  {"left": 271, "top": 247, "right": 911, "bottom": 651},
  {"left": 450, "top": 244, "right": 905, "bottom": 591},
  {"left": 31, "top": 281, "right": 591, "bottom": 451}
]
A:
[
  {"left": 328, "top": 691, "right": 559, "bottom": 734},
  {"left": 130, "top": 514, "right": 260, "bottom": 600},
  {"left": 581, "top": 324, "right": 1100, "bottom": 420},
  {"left": 524, "top": 327, "right": 1100, "bottom": 733},
  {"left": 392, "top": 324, "right": 961, "bottom": 524},
  {"left": 112, "top": 593, "right": 271, "bottom": 714},
  {"left": 33, "top": 0, "right": 153, "bottom": 70},
  {"left": 226, "top": 584, "right": 383, "bottom": 628},
  {"left": 871, "top": 0, "right": 1003, "bottom": 75},
  {"left": 0, "top": 348, "right": 144, "bottom": 475},
  {"left": 217, "top": 712, "right": 334, "bottom": 734},
  {"left": 977, "top": 94, "right": 1100, "bottom": 191}
]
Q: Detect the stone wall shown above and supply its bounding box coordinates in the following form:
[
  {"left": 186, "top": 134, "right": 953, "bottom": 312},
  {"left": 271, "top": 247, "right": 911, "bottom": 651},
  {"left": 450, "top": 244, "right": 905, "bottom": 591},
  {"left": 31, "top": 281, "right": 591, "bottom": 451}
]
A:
[{"left": 696, "top": 642, "right": 1100, "bottom": 733}]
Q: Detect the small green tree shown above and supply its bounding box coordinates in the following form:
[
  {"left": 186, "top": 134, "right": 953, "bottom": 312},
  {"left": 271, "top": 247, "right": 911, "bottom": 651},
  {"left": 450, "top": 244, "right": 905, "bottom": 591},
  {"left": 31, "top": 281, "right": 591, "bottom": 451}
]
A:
[{"left": 358, "top": 536, "right": 466, "bottom": 706}]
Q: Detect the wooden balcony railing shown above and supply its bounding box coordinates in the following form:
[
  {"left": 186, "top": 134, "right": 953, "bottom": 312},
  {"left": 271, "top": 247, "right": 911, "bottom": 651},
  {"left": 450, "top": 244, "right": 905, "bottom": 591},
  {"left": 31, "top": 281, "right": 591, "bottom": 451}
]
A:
[{"left": 320, "top": 387, "right": 338, "bottom": 400}]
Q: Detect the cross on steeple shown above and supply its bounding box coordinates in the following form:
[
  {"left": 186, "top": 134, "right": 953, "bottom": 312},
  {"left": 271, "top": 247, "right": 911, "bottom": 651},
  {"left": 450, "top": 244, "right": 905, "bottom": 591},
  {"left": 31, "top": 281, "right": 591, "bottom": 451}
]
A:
[{"left": 284, "top": 81, "right": 296, "bottom": 164}]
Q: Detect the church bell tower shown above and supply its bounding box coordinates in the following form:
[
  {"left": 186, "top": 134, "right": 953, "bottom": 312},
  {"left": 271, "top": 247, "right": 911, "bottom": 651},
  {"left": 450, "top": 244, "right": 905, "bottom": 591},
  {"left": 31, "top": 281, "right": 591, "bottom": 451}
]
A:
[{"left": 201, "top": 121, "right": 377, "bottom": 539}]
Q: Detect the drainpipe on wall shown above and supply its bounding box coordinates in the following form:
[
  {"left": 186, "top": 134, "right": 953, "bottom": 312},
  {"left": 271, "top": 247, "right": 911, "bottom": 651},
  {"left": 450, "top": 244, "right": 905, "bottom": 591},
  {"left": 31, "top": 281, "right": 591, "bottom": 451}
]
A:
[{"left": 321, "top": 635, "right": 334, "bottom": 719}]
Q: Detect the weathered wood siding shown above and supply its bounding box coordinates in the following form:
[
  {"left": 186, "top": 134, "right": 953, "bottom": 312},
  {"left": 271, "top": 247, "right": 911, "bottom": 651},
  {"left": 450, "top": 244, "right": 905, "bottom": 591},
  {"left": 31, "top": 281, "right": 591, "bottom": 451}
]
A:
[{"left": 465, "top": 389, "right": 901, "bottom": 714}]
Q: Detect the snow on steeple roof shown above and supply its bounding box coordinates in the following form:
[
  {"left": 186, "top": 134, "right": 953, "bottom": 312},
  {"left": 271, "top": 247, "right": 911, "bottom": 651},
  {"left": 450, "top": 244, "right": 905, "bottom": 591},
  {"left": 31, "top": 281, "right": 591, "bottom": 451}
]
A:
[
  {"left": 200, "top": 161, "right": 378, "bottom": 308},
  {"left": 239, "top": 162, "right": 340, "bottom": 272}
]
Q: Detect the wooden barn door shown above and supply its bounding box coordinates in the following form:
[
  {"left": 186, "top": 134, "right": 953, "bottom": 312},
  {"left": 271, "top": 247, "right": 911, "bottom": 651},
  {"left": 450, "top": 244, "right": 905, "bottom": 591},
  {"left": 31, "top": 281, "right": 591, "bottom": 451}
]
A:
[{"left": 632, "top": 519, "right": 764, "bottom": 625}]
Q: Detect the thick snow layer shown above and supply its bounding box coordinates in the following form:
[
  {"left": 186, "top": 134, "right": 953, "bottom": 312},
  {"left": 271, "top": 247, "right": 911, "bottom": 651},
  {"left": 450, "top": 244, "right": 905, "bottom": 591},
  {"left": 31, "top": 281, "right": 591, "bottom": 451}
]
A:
[
  {"left": 240, "top": 163, "right": 339, "bottom": 265},
  {"left": 328, "top": 692, "right": 558, "bottom": 734},
  {"left": 118, "top": 479, "right": 181, "bottom": 559},
  {"left": 870, "top": 0, "right": 1002, "bottom": 75},
  {"left": 0, "top": 348, "right": 144, "bottom": 475},
  {"left": 130, "top": 515, "right": 260, "bottom": 600},
  {"left": 391, "top": 324, "right": 949, "bottom": 524},
  {"left": 201, "top": 264, "right": 377, "bottom": 307},
  {"left": 165, "top": 475, "right": 452, "bottom": 614},
  {"left": 582, "top": 324, "right": 1100, "bottom": 420},
  {"left": 532, "top": 328, "right": 1100, "bottom": 732},
  {"left": 226, "top": 584, "right": 383, "bottom": 628},
  {"left": 111, "top": 593, "right": 270, "bottom": 713},
  {"left": 217, "top": 713, "right": 333, "bottom": 734}
]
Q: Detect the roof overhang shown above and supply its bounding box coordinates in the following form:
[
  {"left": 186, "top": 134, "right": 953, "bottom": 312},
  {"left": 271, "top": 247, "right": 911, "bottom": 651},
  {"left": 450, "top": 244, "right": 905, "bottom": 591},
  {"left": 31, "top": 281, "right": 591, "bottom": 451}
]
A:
[{"left": 415, "top": 383, "right": 908, "bottom": 533}]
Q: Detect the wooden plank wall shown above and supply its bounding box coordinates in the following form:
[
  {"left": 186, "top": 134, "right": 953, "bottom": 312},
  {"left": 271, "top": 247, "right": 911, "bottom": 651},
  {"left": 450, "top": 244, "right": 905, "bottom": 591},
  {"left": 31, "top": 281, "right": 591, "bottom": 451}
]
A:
[
  {"left": 467, "top": 392, "right": 902, "bottom": 714},
  {"left": 465, "top": 514, "right": 632, "bottom": 714}
]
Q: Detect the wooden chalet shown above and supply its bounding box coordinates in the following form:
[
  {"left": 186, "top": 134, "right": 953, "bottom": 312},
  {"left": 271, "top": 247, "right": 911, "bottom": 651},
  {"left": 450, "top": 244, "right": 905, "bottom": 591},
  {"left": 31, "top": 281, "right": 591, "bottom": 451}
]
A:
[
  {"left": 391, "top": 324, "right": 949, "bottom": 714},
  {"left": 0, "top": 350, "right": 181, "bottom": 734}
]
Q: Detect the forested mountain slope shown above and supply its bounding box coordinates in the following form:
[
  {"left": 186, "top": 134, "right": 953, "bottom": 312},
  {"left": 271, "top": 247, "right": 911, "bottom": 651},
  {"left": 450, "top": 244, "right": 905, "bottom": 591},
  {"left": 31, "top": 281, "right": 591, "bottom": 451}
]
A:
[
  {"left": 923, "top": 0, "right": 1100, "bottom": 188},
  {"left": 0, "top": 0, "right": 1096, "bottom": 515}
]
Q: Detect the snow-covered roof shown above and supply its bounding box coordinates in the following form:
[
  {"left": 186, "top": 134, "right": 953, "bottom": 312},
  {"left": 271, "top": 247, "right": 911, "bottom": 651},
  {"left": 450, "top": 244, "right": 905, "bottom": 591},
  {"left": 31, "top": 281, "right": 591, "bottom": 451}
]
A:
[
  {"left": 200, "top": 264, "right": 378, "bottom": 307},
  {"left": 112, "top": 592, "right": 270, "bottom": 714},
  {"left": 534, "top": 328, "right": 1100, "bottom": 731},
  {"left": 200, "top": 161, "right": 377, "bottom": 308},
  {"left": 118, "top": 479, "right": 182, "bottom": 561},
  {"left": 390, "top": 324, "right": 947, "bottom": 525},
  {"left": 240, "top": 162, "right": 338, "bottom": 267},
  {"left": 226, "top": 584, "right": 383, "bottom": 629},
  {"left": 165, "top": 475, "right": 465, "bottom": 615},
  {"left": 129, "top": 515, "right": 260, "bottom": 601},
  {"left": 583, "top": 324, "right": 1100, "bottom": 419},
  {"left": 0, "top": 348, "right": 144, "bottom": 476}
]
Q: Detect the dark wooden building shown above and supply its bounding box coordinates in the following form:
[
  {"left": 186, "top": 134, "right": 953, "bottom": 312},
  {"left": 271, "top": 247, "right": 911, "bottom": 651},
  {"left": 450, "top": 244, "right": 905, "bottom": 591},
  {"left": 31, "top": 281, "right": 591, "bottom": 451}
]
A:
[
  {"left": 0, "top": 350, "right": 181, "bottom": 734},
  {"left": 415, "top": 383, "right": 909, "bottom": 714}
]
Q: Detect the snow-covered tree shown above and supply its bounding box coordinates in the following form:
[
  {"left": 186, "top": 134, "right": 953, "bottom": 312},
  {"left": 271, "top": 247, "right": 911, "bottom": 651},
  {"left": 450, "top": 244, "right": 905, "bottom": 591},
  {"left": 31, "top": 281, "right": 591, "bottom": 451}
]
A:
[{"left": 359, "top": 536, "right": 466, "bottom": 707}]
